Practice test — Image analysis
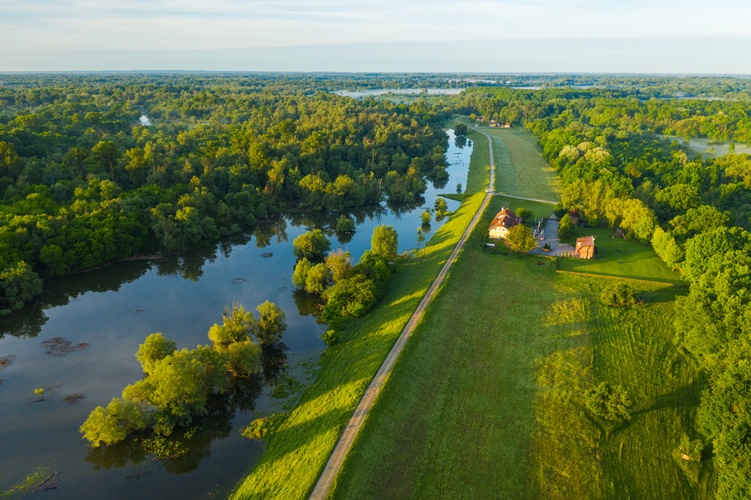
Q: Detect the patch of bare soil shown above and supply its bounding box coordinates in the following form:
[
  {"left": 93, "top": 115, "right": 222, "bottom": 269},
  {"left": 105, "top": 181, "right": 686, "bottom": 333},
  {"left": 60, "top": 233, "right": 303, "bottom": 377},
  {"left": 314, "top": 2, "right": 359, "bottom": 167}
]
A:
[{"left": 40, "top": 337, "right": 90, "bottom": 356}]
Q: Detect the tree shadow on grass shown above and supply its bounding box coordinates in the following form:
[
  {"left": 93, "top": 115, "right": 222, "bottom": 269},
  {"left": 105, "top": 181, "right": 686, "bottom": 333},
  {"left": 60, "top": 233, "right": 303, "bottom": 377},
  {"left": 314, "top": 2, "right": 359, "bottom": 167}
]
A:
[{"left": 634, "top": 382, "right": 701, "bottom": 416}]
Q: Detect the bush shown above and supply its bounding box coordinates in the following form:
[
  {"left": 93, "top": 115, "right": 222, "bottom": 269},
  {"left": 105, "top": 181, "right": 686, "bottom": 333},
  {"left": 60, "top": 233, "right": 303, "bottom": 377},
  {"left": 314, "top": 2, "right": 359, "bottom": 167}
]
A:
[
  {"left": 242, "top": 412, "right": 287, "bottom": 440},
  {"left": 516, "top": 207, "right": 534, "bottom": 224},
  {"left": 584, "top": 382, "right": 632, "bottom": 422},
  {"left": 421, "top": 211, "right": 432, "bottom": 225},
  {"left": 558, "top": 213, "right": 575, "bottom": 240},
  {"left": 434, "top": 197, "right": 448, "bottom": 212},
  {"left": 506, "top": 224, "right": 537, "bottom": 253},
  {"left": 321, "top": 329, "right": 338, "bottom": 346},
  {"left": 600, "top": 282, "right": 637, "bottom": 308},
  {"left": 292, "top": 229, "right": 331, "bottom": 261},
  {"left": 335, "top": 215, "right": 355, "bottom": 233},
  {"left": 554, "top": 203, "right": 567, "bottom": 218},
  {"left": 678, "top": 435, "right": 703, "bottom": 461}
]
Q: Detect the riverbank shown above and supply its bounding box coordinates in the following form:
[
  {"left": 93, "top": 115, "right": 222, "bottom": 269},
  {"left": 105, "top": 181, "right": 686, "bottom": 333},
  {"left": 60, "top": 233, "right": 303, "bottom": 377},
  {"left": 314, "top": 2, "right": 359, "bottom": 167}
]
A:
[{"left": 230, "top": 121, "right": 490, "bottom": 499}]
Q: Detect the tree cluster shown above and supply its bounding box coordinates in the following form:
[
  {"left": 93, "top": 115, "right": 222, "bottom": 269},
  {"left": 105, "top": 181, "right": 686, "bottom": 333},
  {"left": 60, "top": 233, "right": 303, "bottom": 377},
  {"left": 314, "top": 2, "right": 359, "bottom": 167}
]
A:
[
  {"left": 80, "top": 302, "right": 286, "bottom": 447},
  {"left": 291, "top": 225, "right": 396, "bottom": 326},
  {"left": 0, "top": 75, "right": 451, "bottom": 313}
]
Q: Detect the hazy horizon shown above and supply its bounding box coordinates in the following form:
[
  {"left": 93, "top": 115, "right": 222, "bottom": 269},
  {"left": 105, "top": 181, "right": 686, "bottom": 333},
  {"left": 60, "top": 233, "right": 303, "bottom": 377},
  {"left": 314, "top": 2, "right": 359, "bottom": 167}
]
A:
[
  {"left": 3, "top": 0, "right": 751, "bottom": 73},
  {"left": 4, "top": 37, "right": 751, "bottom": 75}
]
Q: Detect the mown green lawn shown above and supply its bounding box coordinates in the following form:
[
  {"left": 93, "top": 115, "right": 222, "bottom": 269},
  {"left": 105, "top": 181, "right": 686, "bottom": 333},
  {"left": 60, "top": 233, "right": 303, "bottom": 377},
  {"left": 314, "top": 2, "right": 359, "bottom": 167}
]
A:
[
  {"left": 493, "top": 195, "right": 556, "bottom": 221},
  {"left": 230, "top": 121, "right": 490, "bottom": 499},
  {"left": 557, "top": 226, "right": 684, "bottom": 285},
  {"left": 332, "top": 196, "right": 709, "bottom": 499},
  {"left": 477, "top": 125, "right": 560, "bottom": 201}
]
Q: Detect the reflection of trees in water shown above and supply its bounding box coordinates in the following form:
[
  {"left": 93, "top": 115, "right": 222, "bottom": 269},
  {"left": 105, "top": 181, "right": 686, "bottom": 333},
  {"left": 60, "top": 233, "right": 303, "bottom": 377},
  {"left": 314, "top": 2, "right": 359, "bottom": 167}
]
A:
[
  {"left": 1, "top": 260, "right": 152, "bottom": 339},
  {"left": 335, "top": 230, "right": 354, "bottom": 245},
  {"left": 291, "top": 290, "right": 327, "bottom": 326},
  {"left": 386, "top": 197, "right": 425, "bottom": 218},
  {"left": 85, "top": 375, "right": 267, "bottom": 474},
  {"left": 0, "top": 304, "right": 49, "bottom": 339},
  {"left": 454, "top": 135, "right": 467, "bottom": 149},
  {"left": 261, "top": 342, "right": 289, "bottom": 386},
  {"left": 253, "top": 218, "right": 288, "bottom": 248},
  {"left": 431, "top": 176, "right": 449, "bottom": 190},
  {"left": 177, "top": 246, "right": 218, "bottom": 282}
]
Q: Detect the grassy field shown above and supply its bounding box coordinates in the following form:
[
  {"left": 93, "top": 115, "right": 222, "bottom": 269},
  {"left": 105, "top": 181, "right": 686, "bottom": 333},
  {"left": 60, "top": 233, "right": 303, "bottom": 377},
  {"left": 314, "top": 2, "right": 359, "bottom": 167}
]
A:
[
  {"left": 332, "top": 196, "right": 709, "bottom": 499},
  {"left": 474, "top": 124, "right": 560, "bottom": 201},
  {"left": 557, "top": 226, "right": 684, "bottom": 285},
  {"left": 493, "top": 194, "right": 556, "bottom": 221},
  {"left": 230, "top": 122, "right": 490, "bottom": 499}
]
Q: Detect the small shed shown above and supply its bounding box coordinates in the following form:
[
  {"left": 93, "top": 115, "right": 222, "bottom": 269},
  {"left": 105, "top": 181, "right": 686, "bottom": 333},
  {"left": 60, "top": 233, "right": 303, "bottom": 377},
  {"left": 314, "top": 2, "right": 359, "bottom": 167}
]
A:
[{"left": 575, "top": 236, "right": 596, "bottom": 259}]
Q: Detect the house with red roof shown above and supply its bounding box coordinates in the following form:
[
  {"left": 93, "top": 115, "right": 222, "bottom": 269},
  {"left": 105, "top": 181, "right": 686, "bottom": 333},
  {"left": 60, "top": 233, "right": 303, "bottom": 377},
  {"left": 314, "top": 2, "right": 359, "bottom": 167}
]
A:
[{"left": 488, "top": 207, "right": 522, "bottom": 239}]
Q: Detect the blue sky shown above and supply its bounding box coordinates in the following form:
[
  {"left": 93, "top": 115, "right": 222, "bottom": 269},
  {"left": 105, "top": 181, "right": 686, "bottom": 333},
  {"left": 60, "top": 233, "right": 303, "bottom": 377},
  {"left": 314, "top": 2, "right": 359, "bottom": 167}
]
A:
[{"left": 2, "top": 0, "right": 751, "bottom": 72}]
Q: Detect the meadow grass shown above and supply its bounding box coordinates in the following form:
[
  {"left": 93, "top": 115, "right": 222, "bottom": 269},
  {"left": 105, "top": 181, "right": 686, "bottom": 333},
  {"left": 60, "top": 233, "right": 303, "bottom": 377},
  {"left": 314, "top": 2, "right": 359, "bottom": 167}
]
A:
[
  {"left": 230, "top": 123, "right": 489, "bottom": 499},
  {"left": 477, "top": 125, "right": 561, "bottom": 201},
  {"left": 493, "top": 195, "right": 557, "bottom": 220},
  {"left": 332, "top": 196, "right": 709, "bottom": 499},
  {"left": 557, "top": 226, "right": 684, "bottom": 284}
]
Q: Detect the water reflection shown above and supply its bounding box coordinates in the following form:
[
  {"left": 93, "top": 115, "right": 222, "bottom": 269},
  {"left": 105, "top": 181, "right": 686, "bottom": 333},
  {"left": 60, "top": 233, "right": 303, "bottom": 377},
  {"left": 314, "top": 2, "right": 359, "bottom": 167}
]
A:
[{"left": 0, "top": 128, "right": 472, "bottom": 499}]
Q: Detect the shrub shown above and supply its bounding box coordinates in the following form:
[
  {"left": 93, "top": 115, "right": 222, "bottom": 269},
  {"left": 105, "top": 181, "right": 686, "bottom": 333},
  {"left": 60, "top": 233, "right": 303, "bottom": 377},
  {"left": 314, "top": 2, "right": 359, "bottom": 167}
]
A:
[
  {"left": 584, "top": 382, "right": 632, "bottom": 422},
  {"left": 558, "top": 213, "right": 575, "bottom": 240},
  {"left": 335, "top": 215, "right": 355, "bottom": 233},
  {"left": 554, "top": 203, "right": 567, "bottom": 218},
  {"left": 321, "top": 329, "right": 338, "bottom": 346},
  {"left": 516, "top": 207, "right": 534, "bottom": 224},
  {"left": 292, "top": 229, "right": 331, "bottom": 261},
  {"left": 600, "top": 282, "right": 637, "bottom": 308}
]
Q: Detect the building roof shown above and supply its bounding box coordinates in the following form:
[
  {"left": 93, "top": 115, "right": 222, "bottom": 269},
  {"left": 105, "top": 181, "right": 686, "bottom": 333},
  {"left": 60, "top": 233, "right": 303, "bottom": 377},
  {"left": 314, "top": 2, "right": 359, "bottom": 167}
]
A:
[
  {"left": 489, "top": 207, "right": 521, "bottom": 231},
  {"left": 575, "top": 236, "right": 595, "bottom": 247}
]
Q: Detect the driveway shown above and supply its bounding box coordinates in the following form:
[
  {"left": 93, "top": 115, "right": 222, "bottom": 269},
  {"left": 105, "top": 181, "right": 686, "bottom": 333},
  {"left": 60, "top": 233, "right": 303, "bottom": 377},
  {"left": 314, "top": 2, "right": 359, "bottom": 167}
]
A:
[{"left": 529, "top": 214, "right": 574, "bottom": 257}]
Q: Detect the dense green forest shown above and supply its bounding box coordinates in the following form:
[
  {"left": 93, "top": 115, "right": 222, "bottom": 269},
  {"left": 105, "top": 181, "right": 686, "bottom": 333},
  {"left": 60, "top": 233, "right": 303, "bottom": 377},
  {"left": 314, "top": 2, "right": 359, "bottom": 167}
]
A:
[
  {"left": 459, "top": 85, "right": 751, "bottom": 496},
  {"left": 0, "top": 75, "right": 451, "bottom": 314}
]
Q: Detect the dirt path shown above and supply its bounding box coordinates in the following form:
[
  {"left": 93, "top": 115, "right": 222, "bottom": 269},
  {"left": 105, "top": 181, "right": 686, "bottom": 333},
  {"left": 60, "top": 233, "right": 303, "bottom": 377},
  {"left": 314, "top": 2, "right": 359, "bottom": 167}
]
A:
[
  {"left": 308, "top": 128, "right": 495, "bottom": 500},
  {"left": 492, "top": 192, "right": 558, "bottom": 205}
]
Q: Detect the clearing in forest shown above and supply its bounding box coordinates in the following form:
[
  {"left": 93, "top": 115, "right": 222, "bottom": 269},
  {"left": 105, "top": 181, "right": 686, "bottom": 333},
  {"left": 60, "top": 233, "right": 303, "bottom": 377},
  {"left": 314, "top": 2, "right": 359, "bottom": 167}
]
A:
[
  {"left": 479, "top": 125, "right": 560, "bottom": 201},
  {"left": 332, "top": 197, "right": 709, "bottom": 499}
]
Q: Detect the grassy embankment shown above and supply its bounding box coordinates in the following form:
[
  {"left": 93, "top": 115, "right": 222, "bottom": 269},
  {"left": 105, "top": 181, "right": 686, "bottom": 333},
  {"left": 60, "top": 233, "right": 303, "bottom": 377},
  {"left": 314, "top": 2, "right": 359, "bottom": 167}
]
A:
[
  {"left": 231, "top": 122, "right": 490, "bottom": 499},
  {"left": 333, "top": 125, "right": 709, "bottom": 498},
  {"left": 333, "top": 195, "right": 708, "bottom": 499}
]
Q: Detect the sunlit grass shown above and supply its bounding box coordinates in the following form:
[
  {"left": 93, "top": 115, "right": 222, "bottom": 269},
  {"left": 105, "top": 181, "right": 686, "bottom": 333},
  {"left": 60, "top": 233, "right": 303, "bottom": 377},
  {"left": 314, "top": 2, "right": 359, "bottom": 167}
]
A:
[
  {"left": 230, "top": 125, "right": 490, "bottom": 499},
  {"left": 479, "top": 125, "right": 561, "bottom": 200},
  {"left": 332, "top": 196, "right": 708, "bottom": 499},
  {"left": 557, "top": 226, "right": 684, "bottom": 284}
]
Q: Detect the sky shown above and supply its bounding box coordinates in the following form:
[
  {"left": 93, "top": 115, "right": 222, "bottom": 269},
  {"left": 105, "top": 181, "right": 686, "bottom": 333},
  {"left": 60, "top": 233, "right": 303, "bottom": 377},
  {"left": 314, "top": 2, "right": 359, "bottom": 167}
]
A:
[{"left": 2, "top": 0, "right": 751, "bottom": 72}]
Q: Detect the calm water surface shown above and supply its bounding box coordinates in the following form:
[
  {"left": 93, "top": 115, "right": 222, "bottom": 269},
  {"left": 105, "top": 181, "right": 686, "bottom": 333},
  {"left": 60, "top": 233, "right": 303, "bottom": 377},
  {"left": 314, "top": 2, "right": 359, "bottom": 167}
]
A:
[{"left": 0, "top": 130, "right": 471, "bottom": 498}]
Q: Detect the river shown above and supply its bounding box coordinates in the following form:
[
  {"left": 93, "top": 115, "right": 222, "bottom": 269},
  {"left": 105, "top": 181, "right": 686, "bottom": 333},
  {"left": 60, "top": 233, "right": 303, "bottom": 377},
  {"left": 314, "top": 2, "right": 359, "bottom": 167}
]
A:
[{"left": 0, "top": 130, "right": 472, "bottom": 498}]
